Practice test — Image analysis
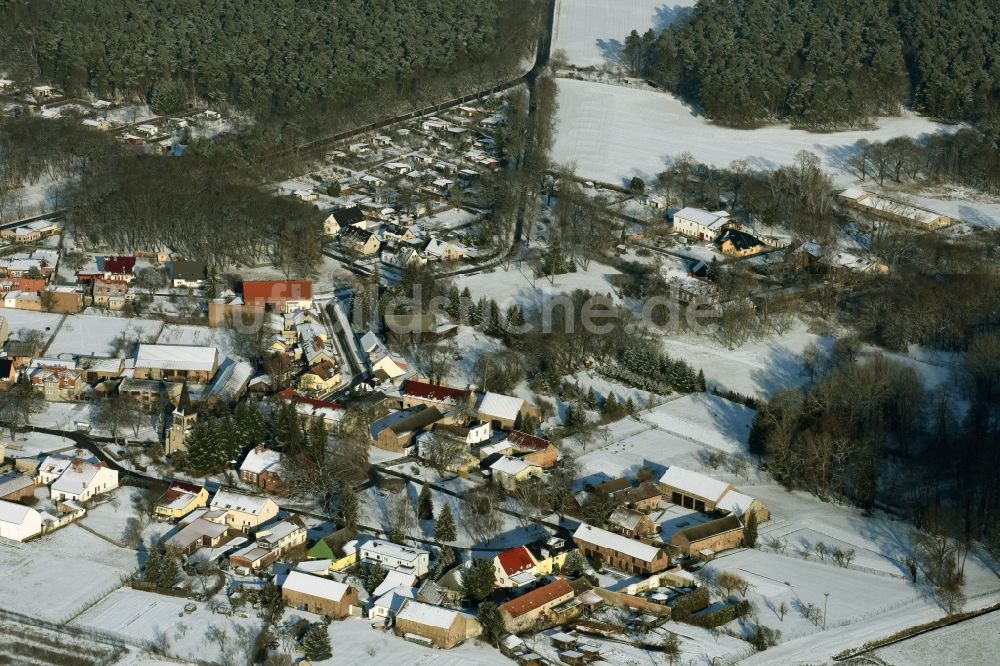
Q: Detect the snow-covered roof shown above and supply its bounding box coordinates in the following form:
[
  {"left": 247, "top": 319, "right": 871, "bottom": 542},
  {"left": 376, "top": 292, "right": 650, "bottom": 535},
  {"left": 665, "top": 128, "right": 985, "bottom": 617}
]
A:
[
  {"left": 372, "top": 586, "right": 416, "bottom": 614},
  {"left": 51, "top": 461, "right": 110, "bottom": 497},
  {"left": 372, "top": 569, "right": 417, "bottom": 598},
  {"left": 0, "top": 499, "right": 37, "bottom": 525},
  {"left": 659, "top": 466, "right": 730, "bottom": 503},
  {"left": 37, "top": 455, "right": 73, "bottom": 478},
  {"left": 607, "top": 506, "right": 646, "bottom": 532},
  {"left": 477, "top": 392, "right": 525, "bottom": 422},
  {"left": 490, "top": 456, "right": 538, "bottom": 477},
  {"left": 572, "top": 523, "right": 663, "bottom": 563},
  {"left": 135, "top": 344, "right": 218, "bottom": 372},
  {"left": 359, "top": 539, "right": 428, "bottom": 563},
  {"left": 211, "top": 489, "right": 273, "bottom": 516},
  {"left": 479, "top": 441, "right": 513, "bottom": 458},
  {"left": 282, "top": 570, "right": 352, "bottom": 601},
  {"left": 240, "top": 447, "right": 282, "bottom": 475},
  {"left": 716, "top": 489, "right": 756, "bottom": 517},
  {"left": 360, "top": 331, "right": 382, "bottom": 353},
  {"left": 674, "top": 207, "right": 730, "bottom": 230},
  {"left": 396, "top": 600, "right": 459, "bottom": 629}
]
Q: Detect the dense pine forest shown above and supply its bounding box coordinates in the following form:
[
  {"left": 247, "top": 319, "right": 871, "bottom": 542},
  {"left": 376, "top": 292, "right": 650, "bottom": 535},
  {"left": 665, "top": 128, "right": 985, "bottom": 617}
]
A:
[
  {"left": 0, "top": 0, "right": 539, "bottom": 118},
  {"left": 640, "top": 0, "right": 1000, "bottom": 128}
]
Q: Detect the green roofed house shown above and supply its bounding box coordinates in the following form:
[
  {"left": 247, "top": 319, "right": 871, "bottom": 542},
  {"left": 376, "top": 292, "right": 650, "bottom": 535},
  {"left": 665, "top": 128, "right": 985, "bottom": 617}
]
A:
[{"left": 308, "top": 539, "right": 335, "bottom": 560}]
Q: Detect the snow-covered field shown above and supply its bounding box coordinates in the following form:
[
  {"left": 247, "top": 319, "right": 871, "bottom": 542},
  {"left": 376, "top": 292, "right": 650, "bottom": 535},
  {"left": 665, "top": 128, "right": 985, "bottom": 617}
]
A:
[
  {"left": 552, "top": 0, "right": 696, "bottom": 68},
  {"left": 73, "top": 588, "right": 265, "bottom": 664},
  {"left": 874, "top": 612, "right": 1000, "bottom": 666},
  {"left": 0, "top": 309, "right": 64, "bottom": 341},
  {"left": 453, "top": 260, "right": 620, "bottom": 312},
  {"left": 46, "top": 315, "right": 163, "bottom": 357},
  {"left": 156, "top": 324, "right": 242, "bottom": 360},
  {"left": 553, "top": 78, "right": 956, "bottom": 187},
  {"left": 0, "top": 525, "right": 138, "bottom": 623}
]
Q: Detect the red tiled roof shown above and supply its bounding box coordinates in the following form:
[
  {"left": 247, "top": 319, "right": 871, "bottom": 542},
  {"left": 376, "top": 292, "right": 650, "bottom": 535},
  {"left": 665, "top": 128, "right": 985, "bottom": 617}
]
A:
[
  {"left": 160, "top": 480, "right": 204, "bottom": 504},
  {"left": 507, "top": 431, "right": 551, "bottom": 452},
  {"left": 500, "top": 579, "right": 574, "bottom": 618},
  {"left": 277, "top": 387, "right": 346, "bottom": 412},
  {"left": 497, "top": 546, "right": 535, "bottom": 576},
  {"left": 103, "top": 256, "right": 136, "bottom": 275},
  {"left": 402, "top": 380, "right": 469, "bottom": 404},
  {"left": 242, "top": 280, "right": 313, "bottom": 305}
]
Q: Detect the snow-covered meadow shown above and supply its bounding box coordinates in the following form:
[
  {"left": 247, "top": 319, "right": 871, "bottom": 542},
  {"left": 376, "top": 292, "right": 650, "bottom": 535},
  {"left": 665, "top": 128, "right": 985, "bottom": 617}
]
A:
[
  {"left": 552, "top": 0, "right": 696, "bottom": 68},
  {"left": 553, "top": 78, "right": 956, "bottom": 188}
]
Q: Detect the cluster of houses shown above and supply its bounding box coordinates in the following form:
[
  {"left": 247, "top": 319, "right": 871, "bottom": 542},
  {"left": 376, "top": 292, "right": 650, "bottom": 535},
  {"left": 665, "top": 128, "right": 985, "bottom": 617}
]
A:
[{"left": 0, "top": 450, "right": 119, "bottom": 542}]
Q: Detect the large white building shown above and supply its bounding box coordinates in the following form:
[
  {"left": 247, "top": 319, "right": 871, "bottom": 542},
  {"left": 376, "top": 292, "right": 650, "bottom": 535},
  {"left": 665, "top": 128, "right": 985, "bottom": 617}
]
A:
[
  {"left": 50, "top": 460, "right": 119, "bottom": 502},
  {"left": 0, "top": 500, "right": 42, "bottom": 541},
  {"left": 359, "top": 539, "right": 430, "bottom": 577},
  {"left": 672, "top": 207, "right": 733, "bottom": 242}
]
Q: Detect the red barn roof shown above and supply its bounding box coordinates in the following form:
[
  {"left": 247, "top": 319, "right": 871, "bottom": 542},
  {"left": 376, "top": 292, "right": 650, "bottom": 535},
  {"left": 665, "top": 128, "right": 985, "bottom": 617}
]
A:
[
  {"left": 242, "top": 280, "right": 313, "bottom": 306},
  {"left": 497, "top": 546, "right": 536, "bottom": 576},
  {"left": 102, "top": 256, "right": 136, "bottom": 275},
  {"left": 402, "top": 380, "right": 469, "bottom": 405},
  {"left": 507, "top": 431, "right": 552, "bottom": 452},
  {"left": 500, "top": 579, "right": 574, "bottom": 618}
]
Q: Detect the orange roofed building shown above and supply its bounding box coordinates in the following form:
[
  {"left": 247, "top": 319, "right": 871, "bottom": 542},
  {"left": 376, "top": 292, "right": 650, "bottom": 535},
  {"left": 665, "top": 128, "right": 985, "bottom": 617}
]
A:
[
  {"left": 498, "top": 578, "right": 576, "bottom": 632},
  {"left": 242, "top": 280, "right": 313, "bottom": 312}
]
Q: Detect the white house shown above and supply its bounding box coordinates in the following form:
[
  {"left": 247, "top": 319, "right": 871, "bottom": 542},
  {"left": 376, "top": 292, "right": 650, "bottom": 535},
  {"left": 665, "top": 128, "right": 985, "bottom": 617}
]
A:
[
  {"left": 36, "top": 455, "right": 74, "bottom": 485},
  {"left": 50, "top": 460, "right": 119, "bottom": 502},
  {"left": 370, "top": 586, "right": 416, "bottom": 622},
  {"left": 0, "top": 500, "right": 42, "bottom": 541},
  {"left": 359, "top": 539, "right": 430, "bottom": 576},
  {"left": 672, "top": 207, "right": 733, "bottom": 242}
]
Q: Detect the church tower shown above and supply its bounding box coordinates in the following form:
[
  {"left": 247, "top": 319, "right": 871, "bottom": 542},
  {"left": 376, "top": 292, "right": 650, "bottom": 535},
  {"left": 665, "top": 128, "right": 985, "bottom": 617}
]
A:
[{"left": 165, "top": 384, "right": 197, "bottom": 456}]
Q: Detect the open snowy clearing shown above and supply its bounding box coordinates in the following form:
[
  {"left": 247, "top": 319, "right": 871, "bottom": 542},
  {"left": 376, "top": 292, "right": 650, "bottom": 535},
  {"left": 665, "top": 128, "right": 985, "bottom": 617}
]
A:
[
  {"left": 453, "top": 260, "right": 620, "bottom": 312},
  {"left": 0, "top": 308, "right": 64, "bottom": 341},
  {"left": 0, "top": 524, "right": 138, "bottom": 623},
  {"left": 552, "top": 0, "right": 696, "bottom": 68},
  {"left": 874, "top": 611, "right": 1000, "bottom": 666},
  {"left": 72, "top": 588, "right": 265, "bottom": 664},
  {"left": 46, "top": 315, "right": 163, "bottom": 357},
  {"left": 553, "top": 78, "right": 956, "bottom": 187},
  {"left": 156, "top": 324, "right": 242, "bottom": 360}
]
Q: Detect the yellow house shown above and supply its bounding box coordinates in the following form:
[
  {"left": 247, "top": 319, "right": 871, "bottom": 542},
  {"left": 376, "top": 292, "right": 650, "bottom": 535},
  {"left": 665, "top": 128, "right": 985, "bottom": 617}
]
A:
[
  {"left": 298, "top": 360, "right": 341, "bottom": 394},
  {"left": 155, "top": 481, "right": 210, "bottom": 520},
  {"left": 210, "top": 488, "right": 279, "bottom": 532},
  {"left": 489, "top": 456, "right": 542, "bottom": 491}
]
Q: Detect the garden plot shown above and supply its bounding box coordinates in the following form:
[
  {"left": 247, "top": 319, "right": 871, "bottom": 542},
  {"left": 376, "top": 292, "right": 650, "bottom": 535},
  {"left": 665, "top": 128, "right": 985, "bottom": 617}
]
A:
[
  {"left": 46, "top": 315, "right": 163, "bottom": 357},
  {"left": 1, "top": 430, "right": 77, "bottom": 458},
  {"left": 72, "top": 588, "right": 265, "bottom": 664},
  {"left": 0, "top": 613, "right": 123, "bottom": 666},
  {"left": 553, "top": 77, "right": 955, "bottom": 187},
  {"left": 552, "top": 0, "right": 696, "bottom": 68},
  {"left": 317, "top": 616, "right": 507, "bottom": 665},
  {"left": 156, "top": 324, "right": 241, "bottom": 360},
  {"left": 0, "top": 308, "right": 64, "bottom": 340},
  {"left": 574, "top": 424, "right": 711, "bottom": 485},
  {"left": 82, "top": 486, "right": 173, "bottom": 547},
  {"left": 704, "top": 549, "right": 925, "bottom": 639},
  {"left": 875, "top": 611, "right": 1000, "bottom": 666},
  {"left": 0, "top": 524, "right": 138, "bottom": 623},
  {"left": 453, "top": 260, "right": 621, "bottom": 312}
]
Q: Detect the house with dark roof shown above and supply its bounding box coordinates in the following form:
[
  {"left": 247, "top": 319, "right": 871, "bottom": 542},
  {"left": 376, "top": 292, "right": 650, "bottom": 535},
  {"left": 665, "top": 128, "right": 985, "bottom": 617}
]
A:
[
  {"left": 607, "top": 506, "right": 657, "bottom": 539},
  {"left": 0, "top": 358, "right": 17, "bottom": 389},
  {"left": 401, "top": 380, "right": 473, "bottom": 411},
  {"left": 371, "top": 406, "right": 445, "bottom": 453},
  {"left": 716, "top": 229, "right": 766, "bottom": 257},
  {"left": 324, "top": 205, "right": 366, "bottom": 235},
  {"left": 670, "top": 514, "right": 745, "bottom": 559},
  {"left": 171, "top": 260, "right": 208, "bottom": 288},
  {"left": 78, "top": 256, "right": 136, "bottom": 283},
  {"left": 337, "top": 224, "right": 381, "bottom": 255}
]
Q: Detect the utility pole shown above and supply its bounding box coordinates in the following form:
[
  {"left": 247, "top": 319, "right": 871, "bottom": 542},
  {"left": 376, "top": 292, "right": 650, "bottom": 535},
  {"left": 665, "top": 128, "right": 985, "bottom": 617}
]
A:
[{"left": 824, "top": 592, "right": 830, "bottom": 630}]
